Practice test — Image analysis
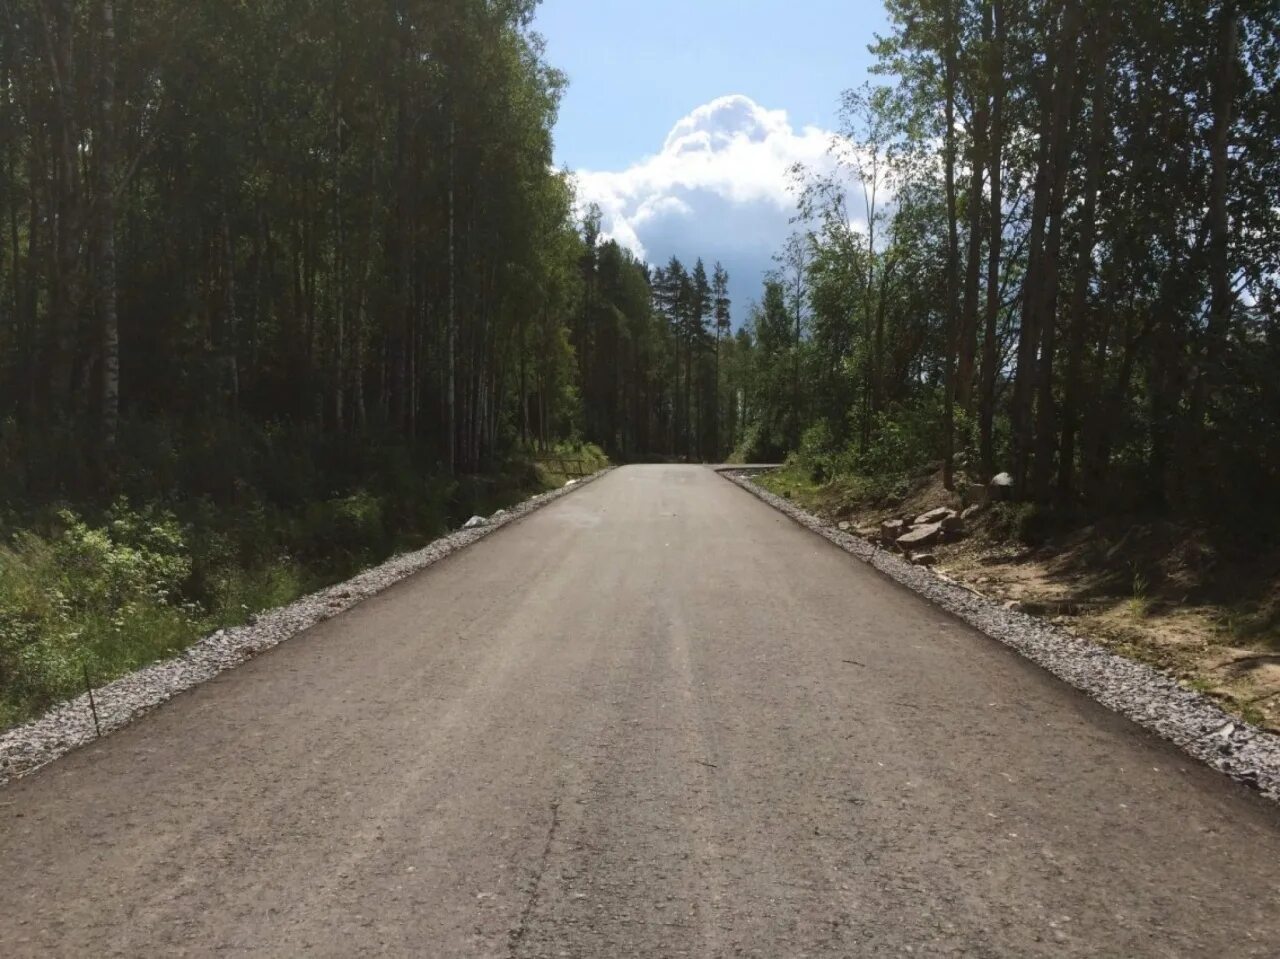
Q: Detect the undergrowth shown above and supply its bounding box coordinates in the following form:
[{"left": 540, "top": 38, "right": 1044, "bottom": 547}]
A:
[{"left": 0, "top": 434, "right": 607, "bottom": 730}]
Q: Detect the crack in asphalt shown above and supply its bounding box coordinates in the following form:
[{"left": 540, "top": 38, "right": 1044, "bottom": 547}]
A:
[{"left": 508, "top": 797, "right": 562, "bottom": 956}]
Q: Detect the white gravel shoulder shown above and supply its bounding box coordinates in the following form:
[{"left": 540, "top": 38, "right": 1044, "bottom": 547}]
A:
[
  {"left": 723, "top": 469, "right": 1280, "bottom": 804},
  {"left": 0, "top": 470, "right": 613, "bottom": 786}
]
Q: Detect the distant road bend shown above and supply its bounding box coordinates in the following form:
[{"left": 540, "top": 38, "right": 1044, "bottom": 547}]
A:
[{"left": 2, "top": 465, "right": 1279, "bottom": 956}]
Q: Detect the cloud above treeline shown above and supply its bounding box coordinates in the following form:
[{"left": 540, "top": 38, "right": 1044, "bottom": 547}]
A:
[{"left": 571, "top": 95, "right": 836, "bottom": 323}]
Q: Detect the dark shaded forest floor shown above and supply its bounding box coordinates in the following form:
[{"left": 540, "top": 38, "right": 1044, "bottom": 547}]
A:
[{"left": 761, "top": 465, "right": 1280, "bottom": 733}]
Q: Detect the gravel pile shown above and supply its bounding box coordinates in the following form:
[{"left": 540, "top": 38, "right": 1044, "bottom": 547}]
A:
[
  {"left": 724, "top": 470, "right": 1280, "bottom": 805},
  {"left": 0, "top": 470, "right": 612, "bottom": 786}
]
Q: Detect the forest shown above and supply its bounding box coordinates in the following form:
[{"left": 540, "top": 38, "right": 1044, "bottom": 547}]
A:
[
  {"left": 740, "top": 0, "right": 1279, "bottom": 524},
  {"left": 1, "top": 0, "right": 1278, "bottom": 722},
  {"left": 0, "top": 0, "right": 750, "bottom": 721},
  {"left": 736, "top": 0, "right": 1280, "bottom": 727}
]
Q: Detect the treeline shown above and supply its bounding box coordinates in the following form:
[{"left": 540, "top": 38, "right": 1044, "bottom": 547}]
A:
[
  {"left": 742, "top": 0, "right": 1279, "bottom": 525},
  {"left": 0, "top": 0, "right": 584, "bottom": 503},
  {"left": 0, "top": 0, "right": 755, "bottom": 507},
  {"left": 571, "top": 216, "right": 748, "bottom": 462}
]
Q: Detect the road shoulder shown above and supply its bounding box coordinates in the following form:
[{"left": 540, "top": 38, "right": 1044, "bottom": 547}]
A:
[{"left": 719, "top": 467, "right": 1280, "bottom": 805}]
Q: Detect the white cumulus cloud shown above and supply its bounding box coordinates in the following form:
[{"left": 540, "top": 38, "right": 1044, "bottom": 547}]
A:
[{"left": 571, "top": 95, "right": 837, "bottom": 319}]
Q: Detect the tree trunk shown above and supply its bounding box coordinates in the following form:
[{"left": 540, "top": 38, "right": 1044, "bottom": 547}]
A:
[
  {"left": 713, "top": 323, "right": 721, "bottom": 457},
  {"left": 218, "top": 208, "right": 240, "bottom": 416},
  {"left": 686, "top": 322, "right": 694, "bottom": 457},
  {"left": 958, "top": 81, "right": 987, "bottom": 414},
  {"left": 41, "top": 0, "right": 81, "bottom": 419},
  {"left": 447, "top": 112, "right": 457, "bottom": 472},
  {"left": 859, "top": 174, "right": 878, "bottom": 454},
  {"left": 1196, "top": 0, "right": 1237, "bottom": 427},
  {"left": 1031, "top": 4, "right": 1082, "bottom": 502},
  {"left": 22, "top": 153, "right": 42, "bottom": 424},
  {"left": 941, "top": 0, "right": 961, "bottom": 491},
  {"left": 94, "top": 0, "right": 119, "bottom": 458},
  {"left": 1057, "top": 11, "right": 1109, "bottom": 503},
  {"left": 978, "top": 0, "right": 1005, "bottom": 479},
  {"left": 1011, "top": 0, "right": 1078, "bottom": 497},
  {"left": 520, "top": 313, "right": 530, "bottom": 445},
  {"left": 331, "top": 51, "right": 345, "bottom": 434},
  {"left": 791, "top": 305, "right": 800, "bottom": 451}
]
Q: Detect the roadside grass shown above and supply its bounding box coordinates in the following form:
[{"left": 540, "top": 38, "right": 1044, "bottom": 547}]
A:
[
  {"left": 530, "top": 441, "right": 610, "bottom": 488},
  {"left": 1241, "top": 702, "right": 1268, "bottom": 727},
  {"left": 758, "top": 459, "right": 912, "bottom": 520},
  {"left": 1127, "top": 564, "right": 1153, "bottom": 618},
  {"left": 0, "top": 447, "right": 608, "bottom": 731},
  {"left": 1183, "top": 676, "right": 1216, "bottom": 695}
]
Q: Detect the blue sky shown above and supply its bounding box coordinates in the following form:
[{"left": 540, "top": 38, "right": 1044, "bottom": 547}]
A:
[{"left": 534, "top": 0, "right": 889, "bottom": 319}]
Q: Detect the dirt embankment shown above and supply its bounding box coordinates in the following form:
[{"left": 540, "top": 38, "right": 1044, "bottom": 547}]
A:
[{"left": 761, "top": 466, "right": 1280, "bottom": 733}]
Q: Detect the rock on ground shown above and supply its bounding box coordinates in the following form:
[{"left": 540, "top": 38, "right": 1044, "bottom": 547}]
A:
[
  {"left": 898, "top": 522, "right": 943, "bottom": 549},
  {"left": 914, "top": 507, "right": 957, "bottom": 526}
]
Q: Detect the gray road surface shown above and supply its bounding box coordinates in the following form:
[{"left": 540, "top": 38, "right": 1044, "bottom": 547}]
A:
[{"left": 2, "top": 465, "right": 1278, "bottom": 957}]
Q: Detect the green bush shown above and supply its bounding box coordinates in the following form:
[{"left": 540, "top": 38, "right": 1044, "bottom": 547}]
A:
[
  {"left": 207, "top": 562, "right": 307, "bottom": 627},
  {"left": 852, "top": 394, "right": 946, "bottom": 476},
  {"left": 295, "top": 490, "right": 389, "bottom": 567},
  {"left": 796, "top": 421, "right": 837, "bottom": 482},
  {"left": 986, "top": 501, "right": 1065, "bottom": 546},
  {"left": 0, "top": 504, "right": 197, "bottom": 726},
  {"left": 737, "top": 420, "right": 789, "bottom": 464}
]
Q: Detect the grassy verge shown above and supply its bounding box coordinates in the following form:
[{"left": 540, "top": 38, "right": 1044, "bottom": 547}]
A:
[
  {"left": 0, "top": 441, "right": 608, "bottom": 729},
  {"left": 757, "top": 460, "right": 915, "bottom": 518}
]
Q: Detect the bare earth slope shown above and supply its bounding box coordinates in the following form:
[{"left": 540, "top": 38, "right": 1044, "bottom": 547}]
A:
[{"left": 2, "top": 465, "right": 1278, "bottom": 957}]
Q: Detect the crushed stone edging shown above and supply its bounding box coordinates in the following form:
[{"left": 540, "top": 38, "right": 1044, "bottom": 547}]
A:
[
  {"left": 0, "top": 469, "right": 613, "bottom": 786},
  {"left": 721, "top": 469, "right": 1280, "bottom": 805}
]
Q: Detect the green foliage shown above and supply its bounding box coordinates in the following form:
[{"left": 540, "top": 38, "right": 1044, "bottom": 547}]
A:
[
  {"left": 985, "top": 502, "right": 1065, "bottom": 547},
  {"left": 0, "top": 427, "right": 587, "bottom": 728},
  {"left": 795, "top": 421, "right": 837, "bottom": 481},
  {"left": 782, "top": 390, "right": 952, "bottom": 488},
  {"left": 205, "top": 564, "right": 307, "bottom": 631},
  {"left": 0, "top": 506, "right": 196, "bottom": 727},
  {"left": 63, "top": 501, "right": 192, "bottom": 608},
  {"left": 0, "top": 0, "right": 727, "bottom": 726},
  {"left": 295, "top": 492, "right": 389, "bottom": 568},
  {"left": 736, "top": 0, "right": 1280, "bottom": 536},
  {"left": 854, "top": 395, "right": 945, "bottom": 476},
  {"left": 1128, "top": 564, "right": 1153, "bottom": 618},
  {"left": 736, "top": 421, "right": 785, "bottom": 465},
  {"left": 0, "top": 0, "right": 601, "bottom": 487}
]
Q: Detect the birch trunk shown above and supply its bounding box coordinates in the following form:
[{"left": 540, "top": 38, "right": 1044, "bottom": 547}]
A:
[{"left": 96, "top": 0, "right": 119, "bottom": 454}]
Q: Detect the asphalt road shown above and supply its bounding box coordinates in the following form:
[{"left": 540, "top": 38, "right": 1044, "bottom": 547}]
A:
[{"left": 2, "top": 465, "right": 1279, "bottom": 957}]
